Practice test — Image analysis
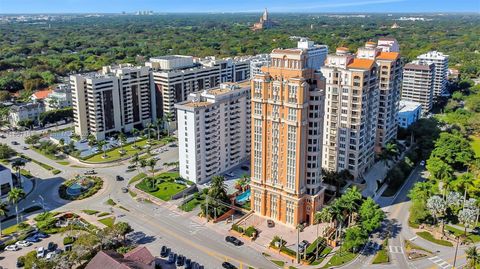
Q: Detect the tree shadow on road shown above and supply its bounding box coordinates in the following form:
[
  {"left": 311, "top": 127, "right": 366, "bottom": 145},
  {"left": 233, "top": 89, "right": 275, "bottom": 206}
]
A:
[{"left": 127, "top": 231, "right": 156, "bottom": 244}]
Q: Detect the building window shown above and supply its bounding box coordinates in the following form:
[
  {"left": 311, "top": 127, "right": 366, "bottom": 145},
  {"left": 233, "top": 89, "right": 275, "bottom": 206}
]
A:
[
  {"left": 254, "top": 191, "right": 261, "bottom": 213},
  {"left": 288, "top": 108, "right": 296, "bottom": 121},
  {"left": 286, "top": 125, "right": 296, "bottom": 190},
  {"left": 288, "top": 85, "right": 298, "bottom": 103},
  {"left": 286, "top": 200, "right": 294, "bottom": 225},
  {"left": 270, "top": 195, "right": 278, "bottom": 219}
]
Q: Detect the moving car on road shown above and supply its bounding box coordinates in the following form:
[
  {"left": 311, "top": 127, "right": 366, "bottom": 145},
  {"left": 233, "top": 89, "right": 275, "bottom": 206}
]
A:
[
  {"left": 225, "top": 236, "right": 243, "bottom": 246},
  {"left": 222, "top": 262, "right": 237, "bottom": 269}
]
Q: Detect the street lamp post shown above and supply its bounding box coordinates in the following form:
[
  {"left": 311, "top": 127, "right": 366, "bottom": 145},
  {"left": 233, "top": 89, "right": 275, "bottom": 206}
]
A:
[
  {"left": 38, "top": 195, "right": 45, "bottom": 213},
  {"left": 296, "top": 224, "right": 304, "bottom": 264},
  {"left": 453, "top": 235, "right": 460, "bottom": 268}
]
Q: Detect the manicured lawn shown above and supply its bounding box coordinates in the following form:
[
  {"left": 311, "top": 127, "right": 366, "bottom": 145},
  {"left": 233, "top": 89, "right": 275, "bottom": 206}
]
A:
[
  {"left": 180, "top": 197, "right": 202, "bottom": 212},
  {"left": 98, "top": 212, "right": 110, "bottom": 217},
  {"left": 404, "top": 240, "right": 432, "bottom": 254},
  {"left": 84, "top": 137, "right": 172, "bottom": 163},
  {"left": 1, "top": 223, "right": 20, "bottom": 235},
  {"left": 470, "top": 135, "right": 480, "bottom": 157},
  {"left": 322, "top": 250, "right": 357, "bottom": 268},
  {"left": 98, "top": 217, "right": 115, "bottom": 227},
  {"left": 129, "top": 172, "right": 147, "bottom": 184},
  {"left": 372, "top": 248, "right": 389, "bottom": 264},
  {"left": 106, "top": 199, "right": 117, "bottom": 206},
  {"left": 416, "top": 231, "right": 453, "bottom": 247},
  {"left": 136, "top": 172, "right": 186, "bottom": 201},
  {"left": 445, "top": 225, "right": 480, "bottom": 243},
  {"left": 82, "top": 209, "right": 99, "bottom": 215},
  {"left": 56, "top": 161, "right": 70, "bottom": 165}
]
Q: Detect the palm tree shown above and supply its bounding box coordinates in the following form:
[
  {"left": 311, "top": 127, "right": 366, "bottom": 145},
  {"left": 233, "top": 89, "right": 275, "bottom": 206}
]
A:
[
  {"left": 87, "top": 134, "right": 96, "bottom": 147},
  {"left": 140, "top": 159, "right": 148, "bottom": 173},
  {"left": 11, "top": 159, "right": 25, "bottom": 187},
  {"left": 146, "top": 123, "right": 154, "bottom": 142},
  {"left": 342, "top": 186, "right": 362, "bottom": 226},
  {"left": 148, "top": 158, "right": 157, "bottom": 177},
  {"left": 131, "top": 128, "right": 139, "bottom": 148},
  {"left": 130, "top": 153, "right": 140, "bottom": 174},
  {"left": 8, "top": 188, "right": 25, "bottom": 225},
  {"left": 0, "top": 202, "right": 9, "bottom": 238},
  {"left": 314, "top": 208, "right": 332, "bottom": 259},
  {"left": 466, "top": 246, "right": 479, "bottom": 269},
  {"left": 97, "top": 140, "right": 107, "bottom": 158},
  {"left": 209, "top": 175, "right": 228, "bottom": 202},
  {"left": 426, "top": 195, "right": 447, "bottom": 233},
  {"left": 118, "top": 133, "right": 127, "bottom": 155},
  {"left": 155, "top": 118, "right": 163, "bottom": 140}
]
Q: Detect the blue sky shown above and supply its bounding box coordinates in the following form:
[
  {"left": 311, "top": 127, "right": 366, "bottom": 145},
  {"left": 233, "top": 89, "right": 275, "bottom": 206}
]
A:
[{"left": 0, "top": 0, "right": 478, "bottom": 13}]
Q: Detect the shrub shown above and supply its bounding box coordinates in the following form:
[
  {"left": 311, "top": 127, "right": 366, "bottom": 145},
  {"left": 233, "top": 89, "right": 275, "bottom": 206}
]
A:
[
  {"left": 63, "top": 236, "right": 75, "bottom": 245},
  {"left": 245, "top": 226, "right": 257, "bottom": 238}
]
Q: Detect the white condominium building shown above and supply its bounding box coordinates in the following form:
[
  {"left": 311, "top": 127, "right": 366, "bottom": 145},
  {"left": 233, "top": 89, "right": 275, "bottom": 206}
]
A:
[
  {"left": 44, "top": 84, "right": 73, "bottom": 111},
  {"left": 146, "top": 55, "right": 251, "bottom": 120},
  {"left": 321, "top": 47, "right": 379, "bottom": 179},
  {"left": 250, "top": 54, "right": 270, "bottom": 78},
  {"left": 8, "top": 102, "right": 45, "bottom": 127},
  {"left": 175, "top": 81, "right": 251, "bottom": 184},
  {"left": 70, "top": 64, "right": 156, "bottom": 140},
  {"left": 297, "top": 38, "right": 329, "bottom": 70},
  {"left": 417, "top": 51, "right": 449, "bottom": 98},
  {"left": 401, "top": 61, "right": 435, "bottom": 115},
  {"left": 377, "top": 37, "right": 400, "bottom": 52},
  {"left": 356, "top": 41, "right": 402, "bottom": 151}
]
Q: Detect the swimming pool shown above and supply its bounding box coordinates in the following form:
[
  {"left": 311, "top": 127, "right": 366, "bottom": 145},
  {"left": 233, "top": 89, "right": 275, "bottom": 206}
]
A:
[{"left": 235, "top": 189, "right": 251, "bottom": 203}]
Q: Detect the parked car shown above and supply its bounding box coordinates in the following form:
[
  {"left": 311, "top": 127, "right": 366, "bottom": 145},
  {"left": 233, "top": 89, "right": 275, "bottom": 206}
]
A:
[
  {"left": 116, "top": 175, "right": 125, "bottom": 181},
  {"left": 176, "top": 255, "right": 185, "bottom": 266},
  {"left": 6, "top": 244, "right": 20, "bottom": 251},
  {"left": 22, "top": 146, "right": 29, "bottom": 150},
  {"left": 185, "top": 258, "right": 192, "bottom": 269},
  {"left": 0, "top": 134, "right": 6, "bottom": 138},
  {"left": 26, "top": 236, "right": 40, "bottom": 243},
  {"left": 79, "top": 139, "right": 87, "bottom": 143},
  {"left": 127, "top": 165, "right": 136, "bottom": 169},
  {"left": 267, "top": 219, "right": 275, "bottom": 228},
  {"left": 47, "top": 242, "right": 57, "bottom": 251},
  {"left": 420, "top": 160, "right": 425, "bottom": 166},
  {"left": 298, "top": 240, "right": 310, "bottom": 253},
  {"left": 11, "top": 141, "right": 19, "bottom": 145},
  {"left": 37, "top": 247, "right": 45, "bottom": 258},
  {"left": 160, "top": 246, "right": 169, "bottom": 257},
  {"left": 225, "top": 236, "right": 242, "bottom": 246},
  {"left": 35, "top": 232, "right": 49, "bottom": 239},
  {"left": 167, "top": 253, "right": 177, "bottom": 264},
  {"left": 222, "top": 262, "right": 237, "bottom": 269},
  {"left": 121, "top": 187, "right": 128, "bottom": 193},
  {"left": 16, "top": 240, "right": 32, "bottom": 247},
  {"left": 45, "top": 251, "right": 57, "bottom": 260}
]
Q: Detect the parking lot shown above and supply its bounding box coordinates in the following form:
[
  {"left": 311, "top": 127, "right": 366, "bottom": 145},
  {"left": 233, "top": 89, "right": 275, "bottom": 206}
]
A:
[{"left": 0, "top": 233, "right": 65, "bottom": 268}]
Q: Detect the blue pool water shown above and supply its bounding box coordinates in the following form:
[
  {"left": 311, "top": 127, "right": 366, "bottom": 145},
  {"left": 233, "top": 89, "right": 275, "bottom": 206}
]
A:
[
  {"left": 66, "top": 183, "right": 83, "bottom": 196},
  {"left": 235, "top": 189, "right": 251, "bottom": 203}
]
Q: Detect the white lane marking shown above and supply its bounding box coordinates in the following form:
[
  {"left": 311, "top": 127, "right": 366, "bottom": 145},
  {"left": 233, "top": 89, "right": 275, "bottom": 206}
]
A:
[
  {"left": 409, "top": 236, "right": 418, "bottom": 241},
  {"left": 428, "top": 256, "right": 453, "bottom": 269},
  {"left": 389, "top": 245, "right": 403, "bottom": 253}
]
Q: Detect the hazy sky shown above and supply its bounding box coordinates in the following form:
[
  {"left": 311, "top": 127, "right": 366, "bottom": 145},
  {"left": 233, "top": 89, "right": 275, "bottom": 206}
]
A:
[{"left": 0, "top": 0, "right": 478, "bottom": 13}]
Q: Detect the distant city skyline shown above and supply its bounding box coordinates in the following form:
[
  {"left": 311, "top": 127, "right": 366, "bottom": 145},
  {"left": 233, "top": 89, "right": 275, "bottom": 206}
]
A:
[{"left": 0, "top": 0, "right": 478, "bottom": 14}]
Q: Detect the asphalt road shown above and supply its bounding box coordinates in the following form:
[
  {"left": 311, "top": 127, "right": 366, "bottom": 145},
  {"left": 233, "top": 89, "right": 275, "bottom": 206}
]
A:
[{"left": 0, "top": 129, "right": 276, "bottom": 269}]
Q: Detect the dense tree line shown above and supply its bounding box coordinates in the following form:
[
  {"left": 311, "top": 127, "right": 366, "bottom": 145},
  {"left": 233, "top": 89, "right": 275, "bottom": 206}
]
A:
[{"left": 0, "top": 13, "right": 478, "bottom": 96}]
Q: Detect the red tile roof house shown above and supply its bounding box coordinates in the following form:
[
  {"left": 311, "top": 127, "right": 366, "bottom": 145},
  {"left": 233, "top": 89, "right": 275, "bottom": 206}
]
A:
[{"left": 85, "top": 246, "right": 156, "bottom": 269}]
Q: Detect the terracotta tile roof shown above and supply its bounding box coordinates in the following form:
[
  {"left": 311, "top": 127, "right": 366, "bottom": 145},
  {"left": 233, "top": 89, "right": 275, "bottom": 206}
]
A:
[
  {"left": 337, "top": 47, "right": 349, "bottom": 51},
  {"left": 347, "top": 58, "right": 375, "bottom": 70},
  {"left": 123, "top": 246, "right": 155, "bottom": 266},
  {"left": 377, "top": 52, "right": 400, "bottom": 61},
  {"left": 85, "top": 250, "right": 154, "bottom": 269},
  {"left": 32, "top": 89, "right": 52, "bottom": 100}
]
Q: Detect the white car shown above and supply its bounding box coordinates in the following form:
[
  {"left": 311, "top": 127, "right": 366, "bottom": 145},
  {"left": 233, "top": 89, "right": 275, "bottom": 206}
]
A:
[
  {"left": 16, "top": 240, "right": 32, "bottom": 247},
  {"left": 45, "top": 251, "right": 57, "bottom": 260},
  {"left": 5, "top": 244, "right": 19, "bottom": 251},
  {"left": 37, "top": 247, "right": 45, "bottom": 258}
]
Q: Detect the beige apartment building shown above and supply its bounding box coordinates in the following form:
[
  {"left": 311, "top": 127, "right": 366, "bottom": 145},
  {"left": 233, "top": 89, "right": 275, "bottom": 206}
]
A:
[
  {"left": 357, "top": 41, "right": 402, "bottom": 152},
  {"left": 321, "top": 47, "right": 379, "bottom": 179},
  {"left": 250, "top": 47, "right": 326, "bottom": 227}
]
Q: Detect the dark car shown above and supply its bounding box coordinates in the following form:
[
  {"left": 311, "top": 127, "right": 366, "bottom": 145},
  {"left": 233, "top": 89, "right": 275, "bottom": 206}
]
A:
[
  {"left": 222, "top": 262, "right": 237, "bottom": 269},
  {"left": 11, "top": 141, "right": 19, "bottom": 145},
  {"left": 36, "top": 232, "right": 49, "bottom": 239},
  {"left": 267, "top": 219, "right": 275, "bottom": 228},
  {"left": 167, "top": 253, "right": 176, "bottom": 264},
  {"left": 176, "top": 255, "right": 185, "bottom": 266},
  {"left": 26, "top": 236, "right": 40, "bottom": 243},
  {"left": 16, "top": 258, "right": 24, "bottom": 268},
  {"left": 47, "top": 242, "right": 57, "bottom": 251},
  {"left": 116, "top": 175, "right": 124, "bottom": 181},
  {"left": 225, "top": 236, "right": 242, "bottom": 246},
  {"left": 160, "top": 246, "right": 169, "bottom": 257},
  {"left": 121, "top": 187, "right": 128, "bottom": 193},
  {"left": 185, "top": 258, "right": 192, "bottom": 269}
]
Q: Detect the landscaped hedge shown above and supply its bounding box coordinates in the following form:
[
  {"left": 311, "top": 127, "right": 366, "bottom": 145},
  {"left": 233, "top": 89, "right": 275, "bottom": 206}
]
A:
[
  {"left": 58, "top": 176, "right": 103, "bottom": 200},
  {"left": 63, "top": 236, "right": 76, "bottom": 245},
  {"left": 231, "top": 224, "right": 258, "bottom": 238}
]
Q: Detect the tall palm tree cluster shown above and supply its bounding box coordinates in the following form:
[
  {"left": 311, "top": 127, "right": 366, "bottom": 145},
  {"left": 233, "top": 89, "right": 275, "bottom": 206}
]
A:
[
  {"left": 378, "top": 141, "right": 401, "bottom": 168},
  {"left": 201, "top": 175, "right": 230, "bottom": 219},
  {"left": 315, "top": 186, "right": 385, "bottom": 253},
  {"left": 466, "top": 246, "right": 479, "bottom": 269},
  {"left": 321, "top": 168, "right": 354, "bottom": 196}
]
